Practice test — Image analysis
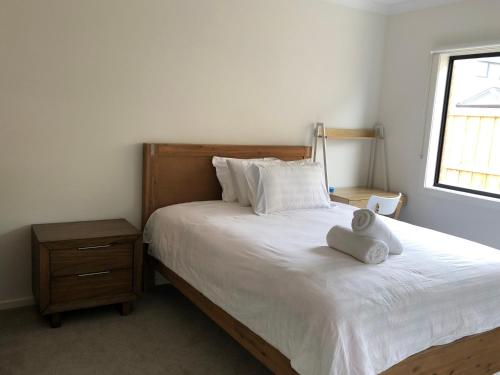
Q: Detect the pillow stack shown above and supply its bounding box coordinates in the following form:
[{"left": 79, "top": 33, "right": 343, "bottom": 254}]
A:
[
  {"left": 212, "top": 157, "right": 278, "bottom": 204},
  {"left": 212, "top": 156, "right": 330, "bottom": 215}
]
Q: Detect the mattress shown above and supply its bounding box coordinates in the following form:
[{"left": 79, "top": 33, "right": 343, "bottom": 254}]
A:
[{"left": 143, "top": 201, "right": 500, "bottom": 375}]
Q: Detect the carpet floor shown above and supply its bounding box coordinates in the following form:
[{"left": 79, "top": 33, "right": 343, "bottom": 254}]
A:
[{"left": 0, "top": 285, "right": 270, "bottom": 375}]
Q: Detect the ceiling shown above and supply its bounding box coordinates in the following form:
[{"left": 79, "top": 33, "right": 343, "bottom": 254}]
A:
[{"left": 331, "top": 0, "right": 466, "bottom": 15}]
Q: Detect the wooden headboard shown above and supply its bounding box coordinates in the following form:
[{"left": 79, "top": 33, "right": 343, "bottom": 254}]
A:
[{"left": 142, "top": 143, "right": 311, "bottom": 228}]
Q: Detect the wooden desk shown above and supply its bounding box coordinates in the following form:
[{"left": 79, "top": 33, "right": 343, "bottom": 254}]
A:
[{"left": 330, "top": 187, "right": 407, "bottom": 219}]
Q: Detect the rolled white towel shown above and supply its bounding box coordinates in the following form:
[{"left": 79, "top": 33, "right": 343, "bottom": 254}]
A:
[
  {"left": 351, "top": 209, "right": 403, "bottom": 255},
  {"left": 326, "top": 226, "right": 389, "bottom": 264}
]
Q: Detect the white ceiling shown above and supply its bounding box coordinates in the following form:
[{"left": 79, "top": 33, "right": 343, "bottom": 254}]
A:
[{"left": 331, "top": 0, "right": 466, "bottom": 15}]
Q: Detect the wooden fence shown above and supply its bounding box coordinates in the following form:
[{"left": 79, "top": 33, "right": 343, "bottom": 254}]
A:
[{"left": 439, "top": 115, "right": 500, "bottom": 194}]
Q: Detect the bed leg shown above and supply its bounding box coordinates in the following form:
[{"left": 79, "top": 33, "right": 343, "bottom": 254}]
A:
[{"left": 142, "top": 246, "right": 155, "bottom": 292}]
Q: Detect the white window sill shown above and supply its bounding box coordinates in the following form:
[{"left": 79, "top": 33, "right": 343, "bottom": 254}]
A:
[{"left": 423, "top": 185, "right": 500, "bottom": 210}]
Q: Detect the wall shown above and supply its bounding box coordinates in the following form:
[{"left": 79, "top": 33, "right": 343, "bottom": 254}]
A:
[
  {"left": 0, "top": 0, "right": 386, "bottom": 307},
  {"left": 378, "top": 0, "right": 500, "bottom": 249}
]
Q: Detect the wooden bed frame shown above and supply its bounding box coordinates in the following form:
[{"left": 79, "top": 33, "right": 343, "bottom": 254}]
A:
[{"left": 142, "top": 143, "right": 500, "bottom": 375}]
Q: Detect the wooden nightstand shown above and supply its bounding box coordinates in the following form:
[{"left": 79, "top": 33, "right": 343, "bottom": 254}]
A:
[
  {"left": 31, "top": 219, "right": 142, "bottom": 327},
  {"left": 330, "top": 187, "right": 407, "bottom": 219}
]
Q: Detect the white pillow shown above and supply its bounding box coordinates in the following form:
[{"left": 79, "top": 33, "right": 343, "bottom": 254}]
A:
[
  {"left": 212, "top": 156, "right": 238, "bottom": 202},
  {"left": 253, "top": 163, "right": 330, "bottom": 215},
  {"left": 214, "top": 157, "right": 277, "bottom": 204},
  {"left": 244, "top": 159, "right": 313, "bottom": 208},
  {"left": 226, "top": 158, "right": 278, "bottom": 206}
]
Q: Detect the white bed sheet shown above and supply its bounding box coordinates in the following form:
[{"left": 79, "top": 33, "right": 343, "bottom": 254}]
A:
[{"left": 144, "top": 201, "right": 500, "bottom": 375}]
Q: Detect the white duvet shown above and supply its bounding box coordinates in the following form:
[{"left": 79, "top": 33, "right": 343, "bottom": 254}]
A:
[{"left": 143, "top": 201, "right": 500, "bottom": 375}]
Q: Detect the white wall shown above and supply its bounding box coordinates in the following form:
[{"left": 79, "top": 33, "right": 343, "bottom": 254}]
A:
[
  {"left": 378, "top": 0, "right": 500, "bottom": 249},
  {"left": 0, "top": 0, "right": 386, "bottom": 306}
]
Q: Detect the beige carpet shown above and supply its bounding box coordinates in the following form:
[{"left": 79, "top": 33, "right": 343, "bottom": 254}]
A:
[{"left": 0, "top": 285, "right": 270, "bottom": 375}]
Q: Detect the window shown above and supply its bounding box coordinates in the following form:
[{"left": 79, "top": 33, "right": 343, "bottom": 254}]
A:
[
  {"left": 433, "top": 52, "right": 500, "bottom": 199},
  {"left": 475, "top": 61, "right": 490, "bottom": 78}
]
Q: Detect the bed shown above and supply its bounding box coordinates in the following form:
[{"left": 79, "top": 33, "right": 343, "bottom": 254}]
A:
[{"left": 142, "top": 143, "right": 500, "bottom": 375}]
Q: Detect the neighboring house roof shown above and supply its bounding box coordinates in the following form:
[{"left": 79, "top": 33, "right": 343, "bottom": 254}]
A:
[{"left": 457, "top": 87, "right": 500, "bottom": 108}]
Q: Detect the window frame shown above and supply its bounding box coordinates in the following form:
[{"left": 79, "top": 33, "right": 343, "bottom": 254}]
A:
[{"left": 433, "top": 51, "right": 500, "bottom": 199}]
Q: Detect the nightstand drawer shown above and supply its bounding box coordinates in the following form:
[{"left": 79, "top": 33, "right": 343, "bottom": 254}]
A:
[
  {"left": 50, "top": 243, "right": 133, "bottom": 276},
  {"left": 51, "top": 268, "right": 133, "bottom": 304}
]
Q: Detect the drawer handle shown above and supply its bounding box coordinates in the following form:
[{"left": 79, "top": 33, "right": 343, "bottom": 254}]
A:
[
  {"left": 77, "top": 271, "right": 111, "bottom": 277},
  {"left": 77, "top": 244, "right": 111, "bottom": 251}
]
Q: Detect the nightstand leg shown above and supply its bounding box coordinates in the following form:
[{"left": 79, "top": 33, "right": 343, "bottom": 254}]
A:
[
  {"left": 50, "top": 313, "right": 62, "bottom": 328},
  {"left": 119, "top": 301, "right": 132, "bottom": 316}
]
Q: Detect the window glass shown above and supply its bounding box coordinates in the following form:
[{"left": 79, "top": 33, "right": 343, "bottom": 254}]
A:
[{"left": 435, "top": 53, "right": 500, "bottom": 198}]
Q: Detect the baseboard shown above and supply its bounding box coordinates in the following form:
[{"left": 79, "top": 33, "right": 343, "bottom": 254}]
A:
[
  {"left": 0, "top": 281, "right": 168, "bottom": 310},
  {"left": 0, "top": 296, "right": 34, "bottom": 310}
]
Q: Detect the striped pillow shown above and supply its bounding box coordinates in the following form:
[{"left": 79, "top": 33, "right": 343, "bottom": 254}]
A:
[
  {"left": 226, "top": 158, "right": 278, "bottom": 206},
  {"left": 253, "top": 163, "right": 330, "bottom": 215},
  {"left": 213, "top": 156, "right": 276, "bottom": 203}
]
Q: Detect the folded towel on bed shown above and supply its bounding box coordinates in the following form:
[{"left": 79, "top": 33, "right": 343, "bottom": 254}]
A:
[
  {"left": 326, "top": 226, "right": 389, "bottom": 264},
  {"left": 351, "top": 209, "right": 403, "bottom": 255}
]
